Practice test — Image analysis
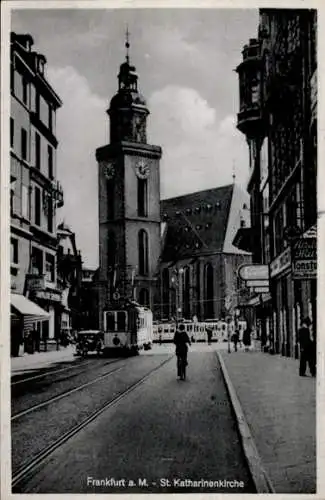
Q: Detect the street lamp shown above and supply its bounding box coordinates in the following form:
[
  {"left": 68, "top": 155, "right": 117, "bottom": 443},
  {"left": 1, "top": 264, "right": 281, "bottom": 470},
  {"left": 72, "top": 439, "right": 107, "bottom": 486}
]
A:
[{"left": 170, "top": 267, "right": 184, "bottom": 327}]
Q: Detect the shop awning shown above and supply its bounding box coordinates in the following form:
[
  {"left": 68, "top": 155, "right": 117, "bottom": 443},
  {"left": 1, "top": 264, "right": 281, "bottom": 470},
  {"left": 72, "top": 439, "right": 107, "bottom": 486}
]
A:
[{"left": 11, "top": 293, "right": 50, "bottom": 318}]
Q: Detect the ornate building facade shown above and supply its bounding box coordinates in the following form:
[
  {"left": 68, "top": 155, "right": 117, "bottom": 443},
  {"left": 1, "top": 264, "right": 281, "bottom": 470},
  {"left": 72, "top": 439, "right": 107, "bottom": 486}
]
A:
[
  {"left": 95, "top": 38, "right": 162, "bottom": 329},
  {"left": 56, "top": 223, "right": 83, "bottom": 336},
  {"left": 234, "top": 9, "right": 317, "bottom": 357},
  {"left": 10, "top": 32, "right": 64, "bottom": 355}
]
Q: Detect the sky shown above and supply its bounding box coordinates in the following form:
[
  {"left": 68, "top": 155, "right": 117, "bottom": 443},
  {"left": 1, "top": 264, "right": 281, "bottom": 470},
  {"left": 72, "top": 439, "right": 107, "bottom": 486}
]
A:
[{"left": 11, "top": 7, "right": 260, "bottom": 268}]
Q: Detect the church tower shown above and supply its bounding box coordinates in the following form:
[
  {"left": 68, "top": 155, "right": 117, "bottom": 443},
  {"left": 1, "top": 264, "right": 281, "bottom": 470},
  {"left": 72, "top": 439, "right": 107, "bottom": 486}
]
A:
[{"left": 96, "top": 31, "right": 162, "bottom": 327}]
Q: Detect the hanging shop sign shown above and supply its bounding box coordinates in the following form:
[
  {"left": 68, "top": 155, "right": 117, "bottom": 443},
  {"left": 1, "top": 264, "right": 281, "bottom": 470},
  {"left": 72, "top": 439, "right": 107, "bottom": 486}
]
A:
[
  {"left": 252, "top": 287, "right": 270, "bottom": 294},
  {"left": 246, "top": 280, "right": 269, "bottom": 289},
  {"left": 269, "top": 247, "right": 291, "bottom": 278},
  {"left": 238, "top": 264, "right": 269, "bottom": 282},
  {"left": 25, "top": 274, "right": 45, "bottom": 291},
  {"left": 292, "top": 237, "right": 317, "bottom": 279},
  {"left": 35, "top": 290, "right": 61, "bottom": 302}
]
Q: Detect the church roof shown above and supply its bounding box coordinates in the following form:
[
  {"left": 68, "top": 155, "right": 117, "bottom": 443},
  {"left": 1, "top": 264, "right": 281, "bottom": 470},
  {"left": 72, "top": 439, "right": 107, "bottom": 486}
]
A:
[{"left": 160, "top": 184, "right": 234, "bottom": 262}]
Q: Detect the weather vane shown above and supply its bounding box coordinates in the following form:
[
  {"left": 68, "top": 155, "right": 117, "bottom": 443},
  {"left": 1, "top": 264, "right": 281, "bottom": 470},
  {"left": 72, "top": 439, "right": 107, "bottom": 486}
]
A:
[
  {"left": 125, "top": 25, "right": 130, "bottom": 63},
  {"left": 232, "top": 160, "right": 236, "bottom": 183}
]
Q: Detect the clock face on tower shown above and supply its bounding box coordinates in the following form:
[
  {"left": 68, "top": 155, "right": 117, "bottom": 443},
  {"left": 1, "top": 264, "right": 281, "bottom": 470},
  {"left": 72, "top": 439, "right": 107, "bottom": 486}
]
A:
[
  {"left": 100, "top": 160, "right": 116, "bottom": 180},
  {"left": 135, "top": 159, "right": 150, "bottom": 179}
]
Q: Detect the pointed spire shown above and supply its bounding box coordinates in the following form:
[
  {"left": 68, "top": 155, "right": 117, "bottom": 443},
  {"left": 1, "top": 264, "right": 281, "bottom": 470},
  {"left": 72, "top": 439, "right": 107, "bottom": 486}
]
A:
[{"left": 125, "top": 25, "right": 130, "bottom": 64}]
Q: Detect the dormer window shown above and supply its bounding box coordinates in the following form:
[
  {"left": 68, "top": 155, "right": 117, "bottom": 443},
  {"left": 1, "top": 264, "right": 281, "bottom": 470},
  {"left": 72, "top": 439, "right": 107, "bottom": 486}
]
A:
[{"left": 38, "top": 55, "right": 46, "bottom": 75}]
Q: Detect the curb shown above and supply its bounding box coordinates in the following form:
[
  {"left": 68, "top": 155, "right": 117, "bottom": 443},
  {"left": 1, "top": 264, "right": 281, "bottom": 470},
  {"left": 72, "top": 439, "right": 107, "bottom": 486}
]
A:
[{"left": 216, "top": 350, "right": 275, "bottom": 494}]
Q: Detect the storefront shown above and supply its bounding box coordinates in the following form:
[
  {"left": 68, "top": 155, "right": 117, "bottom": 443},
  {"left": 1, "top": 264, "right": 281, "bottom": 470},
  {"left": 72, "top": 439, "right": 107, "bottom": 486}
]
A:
[
  {"left": 10, "top": 293, "right": 50, "bottom": 356},
  {"left": 269, "top": 225, "right": 317, "bottom": 358}
]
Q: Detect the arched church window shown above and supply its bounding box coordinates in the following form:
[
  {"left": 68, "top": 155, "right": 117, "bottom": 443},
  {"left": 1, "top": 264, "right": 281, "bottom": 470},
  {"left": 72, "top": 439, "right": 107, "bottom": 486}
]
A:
[
  {"left": 139, "top": 288, "right": 149, "bottom": 307},
  {"left": 107, "top": 180, "right": 115, "bottom": 219},
  {"left": 204, "top": 263, "right": 214, "bottom": 319},
  {"left": 107, "top": 231, "right": 116, "bottom": 266},
  {"left": 138, "top": 229, "right": 149, "bottom": 276},
  {"left": 182, "top": 266, "right": 190, "bottom": 319},
  {"left": 107, "top": 231, "right": 116, "bottom": 295},
  {"left": 162, "top": 268, "right": 169, "bottom": 318},
  {"left": 138, "top": 178, "right": 148, "bottom": 217},
  {"left": 196, "top": 261, "right": 201, "bottom": 319}
]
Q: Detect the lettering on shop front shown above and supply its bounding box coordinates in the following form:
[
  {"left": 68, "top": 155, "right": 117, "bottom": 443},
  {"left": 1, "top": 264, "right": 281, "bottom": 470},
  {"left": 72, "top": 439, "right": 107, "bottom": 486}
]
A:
[{"left": 292, "top": 238, "right": 317, "bottom": 279}]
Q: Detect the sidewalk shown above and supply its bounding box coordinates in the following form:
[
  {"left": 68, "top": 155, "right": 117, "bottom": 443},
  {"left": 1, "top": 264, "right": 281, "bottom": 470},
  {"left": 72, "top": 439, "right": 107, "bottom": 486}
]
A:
[
  {"left": 217, "top": 350, "right": 316, "bottom": 494},
  {"left": 11, "top": 344, "right": 77, "bottom": 375}
]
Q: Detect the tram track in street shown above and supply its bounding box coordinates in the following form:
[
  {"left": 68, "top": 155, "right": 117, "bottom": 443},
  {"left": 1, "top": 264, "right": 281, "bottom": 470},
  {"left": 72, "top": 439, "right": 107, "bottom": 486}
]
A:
[
  {"left": 12, "top": 354, "right": 174, "bottom": 491},
  {"left": 11, "top": 357, "right": 101, "bottom": 386},
  {"left": 11, "top": 358, "right": 126, "bottom": 421}
]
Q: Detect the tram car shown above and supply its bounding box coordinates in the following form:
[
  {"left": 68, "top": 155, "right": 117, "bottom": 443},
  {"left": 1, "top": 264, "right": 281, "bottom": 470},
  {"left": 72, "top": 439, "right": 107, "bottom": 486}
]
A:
[
  {"left": 103, "top": 303, "right": 153, "bottom": 356},
  {"left": 153, "top": 319, "right": 247, "bottom": 343}
]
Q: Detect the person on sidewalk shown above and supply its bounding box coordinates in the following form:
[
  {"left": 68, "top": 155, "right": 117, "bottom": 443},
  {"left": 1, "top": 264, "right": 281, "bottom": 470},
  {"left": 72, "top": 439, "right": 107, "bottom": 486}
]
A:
[
  {"left": 243, "top": 326, "right": 252, "bottom": 352},
  {"left": 298, "top": 317, "right": 316, "bottom": 377},
  {"left": 232, "top": 329, "right": 240, "bottom": 352}
]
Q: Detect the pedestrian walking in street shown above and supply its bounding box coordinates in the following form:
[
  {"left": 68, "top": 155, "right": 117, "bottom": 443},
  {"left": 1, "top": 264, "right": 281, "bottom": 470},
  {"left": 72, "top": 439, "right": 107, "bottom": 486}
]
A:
[
  {"left": 173, "top": 324, "right": 191, "bottom": 379},
  {"left": 298, "top": 317, "right": 316, "bottom": 377},
  {"left": 232, "top": 329, "right": 239, "bottom": 352},
  {"left": 206, "top": 326, "right": 212, "bottom": 345},
  {"left": 243, "top": 326, "right": 252, "bottom": 352}
]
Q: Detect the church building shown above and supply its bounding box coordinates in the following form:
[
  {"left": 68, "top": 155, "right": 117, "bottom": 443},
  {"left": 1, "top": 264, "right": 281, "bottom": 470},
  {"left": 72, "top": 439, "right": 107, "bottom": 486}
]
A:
[
  {"left": 95, "top": 35, "right": 252, "bottom": 328},
  {"left": 95, "top": 34, "right": 162, "bottom": 329}
]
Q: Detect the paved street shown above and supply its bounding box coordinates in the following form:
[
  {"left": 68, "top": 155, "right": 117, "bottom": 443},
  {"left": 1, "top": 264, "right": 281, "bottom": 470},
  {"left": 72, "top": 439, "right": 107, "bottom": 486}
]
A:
[{"left": 12, "top": 344, "right": 255, "bottom": 494}]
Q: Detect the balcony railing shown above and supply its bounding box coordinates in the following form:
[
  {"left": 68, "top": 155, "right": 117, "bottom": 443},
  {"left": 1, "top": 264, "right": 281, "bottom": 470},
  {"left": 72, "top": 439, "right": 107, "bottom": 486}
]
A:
[
  {"left": 237, "top": 104, "right": 262, "bottom": 136},
  {"left": 51, "top": 180, "right": 64, "bottom": 208}
]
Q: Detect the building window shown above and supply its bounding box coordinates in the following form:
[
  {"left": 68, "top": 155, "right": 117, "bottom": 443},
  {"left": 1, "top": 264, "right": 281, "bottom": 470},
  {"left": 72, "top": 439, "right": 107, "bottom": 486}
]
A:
[
  {"left": 45, "top": 254, "right": 55, "bottom": 282},
  {"left": 22, "top": 77, "right": 28, "bottom": 105},
  {"left": 10, "top": 187, "right": 14, "bottom": 216},
  {"left": 31, "top": 247, "right": 43, "bottom": 275},
  {"left": 139, "top": 288, "right": 149, "bottom": 307},
  {"left": 196, "top": 262, "right": 201, "bottom": 318},
  {"left": 48, "top": 145, "right": 53, "bottom": 179},
  {"left": 137, "top": 178, "right": 148, "bottom": 217},
  {"left": 10, "top": 63, "right": 14, "bottom": 93},
  {"left": 10, "top": 118, "right": 14, "bottom": 148},
  {"left": 35, "top": 132, "right": 41, "bottom": 169},
  {"left": 34, "top": 186, "right": 41, "bottom": 226},
  {"left": 40, "top": 94, "right": 49, "bottom": 126},
  {"left": 48, "top": 105, "right": 53, "bottom": 131},
  {"left": 36, "top": 92, "right": 40, "bottom": 116},
  {"left": 182, "top": 266, "right": 190, "bottom": 319},
  {"left": 22, "top": 185, "right": 29, "bottom": 220},
  {"left": 204, "top": 263, "right": 214, "bottom": 319},
  {"left": 47, "top": 196, "right": 53, "bottom": 233},
  {"left": 274, "top": 206, "right": 284, "bottom": 256},
  {"left": 138, "top": 229, "right": 149, "bottom": 276},
  {"left": 21, "top": 128, "right": 27, "bottom": 161},
  {"left": 11, "top": 238, "right": 18, "bottom": 264}
]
